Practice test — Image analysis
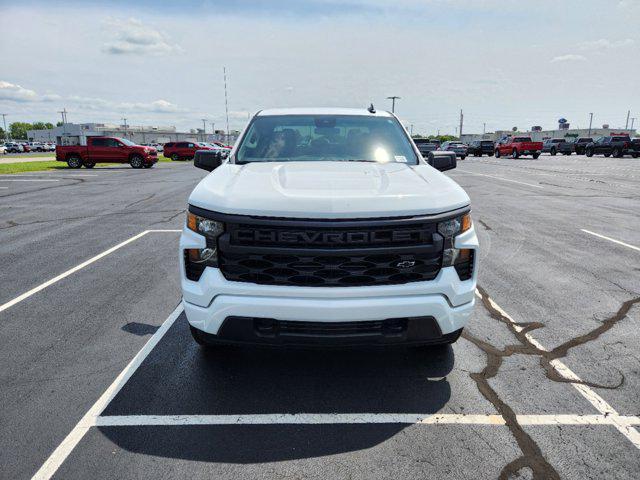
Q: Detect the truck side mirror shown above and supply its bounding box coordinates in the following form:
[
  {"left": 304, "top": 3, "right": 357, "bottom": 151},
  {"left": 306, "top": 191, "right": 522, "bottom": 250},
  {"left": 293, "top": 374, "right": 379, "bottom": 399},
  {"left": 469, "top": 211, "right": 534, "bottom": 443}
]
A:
[
  {"left": 427, "top": 151, "right": 456, "bottom": 172},
  {"left": 194, "top": 150, "right": 223, "bottom": 172}
]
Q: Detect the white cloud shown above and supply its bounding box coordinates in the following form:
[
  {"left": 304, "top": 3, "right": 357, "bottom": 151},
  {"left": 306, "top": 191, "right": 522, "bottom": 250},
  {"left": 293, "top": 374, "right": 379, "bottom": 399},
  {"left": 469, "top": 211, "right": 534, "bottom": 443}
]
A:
[
  {"left": 578, "top": 38, "right": 635, "bottom": 50},
  {"left": 0, "top": 81, "right": 39, "bottom": 102},
  {"left": 102, "top": 18, "right": 181, "bottom": 56},
  {"left": 550, "top": 54, "right": 587, "bottom": 63}
]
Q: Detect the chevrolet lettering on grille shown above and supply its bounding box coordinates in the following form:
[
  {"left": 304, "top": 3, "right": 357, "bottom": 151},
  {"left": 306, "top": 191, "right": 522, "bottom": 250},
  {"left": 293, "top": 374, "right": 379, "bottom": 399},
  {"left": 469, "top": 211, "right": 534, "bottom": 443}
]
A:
[{"left": 233, "top": 228, "right": 430, "bottom": 246}]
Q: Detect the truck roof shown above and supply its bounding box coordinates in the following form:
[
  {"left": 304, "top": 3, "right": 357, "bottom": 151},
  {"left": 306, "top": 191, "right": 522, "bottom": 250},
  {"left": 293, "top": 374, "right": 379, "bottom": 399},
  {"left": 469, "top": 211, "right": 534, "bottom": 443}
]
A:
[{"left": 256, "top": 107, "right": 393, "bottom": 117}]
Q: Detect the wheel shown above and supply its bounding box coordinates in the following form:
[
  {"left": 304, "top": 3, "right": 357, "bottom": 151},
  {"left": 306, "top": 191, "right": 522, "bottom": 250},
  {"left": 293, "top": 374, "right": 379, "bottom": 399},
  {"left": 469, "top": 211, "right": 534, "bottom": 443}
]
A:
[
  {"left": 67, "top": 155, "right": 82, "bottom": 168},
  {"left": 460, "top": 155, "right": 466, "bottom": 160},
  {"left": 564, "top": 152, "right": 571, "bottom": 156},
  {"left": 604, "top": 153, "right": 611, "bottom": 157},
  {"left": 171, "top": 153, "right": 180, "bottom": 161},
  {"left": 130, "top": 154, "right": 144, "bottom": 168},
  {"left": 585, "top": 148, "right": 593, "bottom": 157},
  {"left": 612, "top": 148, "right": 622, "bottom": 158},
  {"left": 532, "top": 153, "right": 540, "bottom": 159},
  {"left": 83, "top": 163, "right": 95, "bottom": 169},
  {"left": 488, "top": 152, "right": 494, "bottom": 157},
  {"left": 494, "top": 149, "right": 501, "bottom": 158},
  {"left": 550, "top": 148, "right": 557, "bottom": 156},
  {"left": 633, "top": 153, "right": 639, "bottom": 158},
  {"left": 511, "top": 149, "right": 519, "bottom": 159}
]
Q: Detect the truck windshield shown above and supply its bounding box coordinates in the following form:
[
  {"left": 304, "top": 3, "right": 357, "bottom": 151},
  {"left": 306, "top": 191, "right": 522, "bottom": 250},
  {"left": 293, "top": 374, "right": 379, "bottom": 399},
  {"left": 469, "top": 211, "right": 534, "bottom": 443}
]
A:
[
  {"left": 236, "top": 115, "right": 418, "bottom": 164},
  {"left": 115, "top": 137, "right": 137, "bottom": 146},
  {"left": 513, "top": 137, "right": 532, "bottom": 142}
]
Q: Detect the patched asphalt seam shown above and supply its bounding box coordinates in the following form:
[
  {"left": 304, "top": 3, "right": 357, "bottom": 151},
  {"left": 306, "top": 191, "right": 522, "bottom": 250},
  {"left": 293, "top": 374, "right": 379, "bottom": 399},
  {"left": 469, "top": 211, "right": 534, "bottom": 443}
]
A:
[{"left": 463, "top": 286, "right": 640, "bottom": 479}]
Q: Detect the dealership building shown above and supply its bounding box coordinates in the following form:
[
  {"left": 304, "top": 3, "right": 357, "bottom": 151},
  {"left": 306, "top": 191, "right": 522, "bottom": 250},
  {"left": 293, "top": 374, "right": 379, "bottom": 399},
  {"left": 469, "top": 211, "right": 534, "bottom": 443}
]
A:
[
  {"left": 461, "top": 127, "right": 637, "bottom": 143},
  {"left": 27, "top": 123, "right": 239, "bottom": 144}
]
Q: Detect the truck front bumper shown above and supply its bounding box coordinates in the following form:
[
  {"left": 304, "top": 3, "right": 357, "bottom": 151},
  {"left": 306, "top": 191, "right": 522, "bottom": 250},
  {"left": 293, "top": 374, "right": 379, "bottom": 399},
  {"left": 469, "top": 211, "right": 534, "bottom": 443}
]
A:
[{"left": 180, "top": 225, "right": 479, "bottom": 346}]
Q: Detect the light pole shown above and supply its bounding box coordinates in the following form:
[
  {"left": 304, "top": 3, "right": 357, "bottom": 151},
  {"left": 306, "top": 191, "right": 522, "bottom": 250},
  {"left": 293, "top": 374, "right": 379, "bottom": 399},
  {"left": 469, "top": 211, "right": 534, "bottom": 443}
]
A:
[
  {"left": 1, "top": 113, "right": 8, "bottom": 141},
  {"left": 410, "top": 124, "right": 414, "bottom": 136},
  {"left": 588, "top": 113, "right": 593, "bottom": 137},
  {"left": 201, "top": 119, "right": 207, "bottom": 142},
  {"left": 122, "top": 118, "right": 128, "bottom": 138},
  {"left": 58, "top": 109, "right": 68, "bottom": 136},
  {"left": 223, "top": 67, "right": 230, "bottom": 144},
  {"left": 631, "top": 118, "right": 636, "bottom": 130},
  {"left": 386, "top": 96, "right": 400, "bottom": 113}
]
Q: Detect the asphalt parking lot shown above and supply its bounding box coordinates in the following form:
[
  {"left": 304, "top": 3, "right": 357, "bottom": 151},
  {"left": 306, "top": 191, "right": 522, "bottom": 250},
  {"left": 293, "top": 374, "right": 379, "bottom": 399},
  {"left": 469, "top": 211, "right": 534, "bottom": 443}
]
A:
[{"left": 1, "top": 155, "right": 639, "bottom": 479}]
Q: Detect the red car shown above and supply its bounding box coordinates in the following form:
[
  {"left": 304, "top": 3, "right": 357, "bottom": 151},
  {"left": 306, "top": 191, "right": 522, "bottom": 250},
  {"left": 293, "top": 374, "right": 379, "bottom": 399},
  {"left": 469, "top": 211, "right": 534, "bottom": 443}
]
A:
[
  {"left": 163, "top": 141, "right": 213, "bottom": 161},
  {"left": 495, "top": 136, "right": 543, "bottom": 159},
  {"left": 55, "top": 136, "right": 158, "bottom": 169}
]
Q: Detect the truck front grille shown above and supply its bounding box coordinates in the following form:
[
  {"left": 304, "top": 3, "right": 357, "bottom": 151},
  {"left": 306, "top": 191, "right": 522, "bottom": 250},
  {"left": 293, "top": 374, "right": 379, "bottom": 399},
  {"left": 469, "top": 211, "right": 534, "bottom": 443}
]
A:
[{"left": 216, "top": 216, "right": 444, "bottom": 287}]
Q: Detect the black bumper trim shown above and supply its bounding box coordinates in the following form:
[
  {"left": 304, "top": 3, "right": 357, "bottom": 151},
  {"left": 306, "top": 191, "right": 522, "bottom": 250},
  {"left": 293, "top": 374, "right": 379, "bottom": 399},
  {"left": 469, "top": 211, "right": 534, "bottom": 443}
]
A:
[{"left": 196, "top": 316, "right": 461, "bottom": 347}]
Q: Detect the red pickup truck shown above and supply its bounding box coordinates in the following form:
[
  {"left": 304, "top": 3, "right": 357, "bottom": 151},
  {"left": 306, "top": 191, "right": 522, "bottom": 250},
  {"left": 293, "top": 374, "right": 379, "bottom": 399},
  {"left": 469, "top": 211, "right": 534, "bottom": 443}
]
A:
[
  {"left": 56, "top": 137, "right": 158, "bottom": 169},
  {"left": 495, "top": 136, "right": 543, "bottom": 159}
]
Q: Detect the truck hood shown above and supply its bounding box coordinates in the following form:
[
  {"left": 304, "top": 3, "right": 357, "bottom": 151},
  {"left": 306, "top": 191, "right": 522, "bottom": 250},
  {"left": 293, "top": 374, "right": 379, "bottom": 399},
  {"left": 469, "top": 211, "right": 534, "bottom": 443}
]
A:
[{"left": 188, "top": 161, "right": 470, "bottom": 219}]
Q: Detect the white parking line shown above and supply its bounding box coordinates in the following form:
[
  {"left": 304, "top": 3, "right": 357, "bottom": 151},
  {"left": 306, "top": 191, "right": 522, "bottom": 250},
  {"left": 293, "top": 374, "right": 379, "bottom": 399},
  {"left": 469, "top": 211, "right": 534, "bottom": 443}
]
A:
[
  {"left": 455, "top": 170, "right": 544, "bottom": 189},
  {"left": 581, "top": 229, "right": 640, "bottom": 252},
  {"left": 476, "top": 289, "right": 640, "bottom": 449},
  {"left": 31, "top": 304, "right": 184, "bottom": 480},
  {"left": 0, "top": 229, "right": 180, "bottom": 314},
  {"left": 92, "top": 413, "right": 640, "bottom": 427},
  {"left": 0, "top": 179, "right": 60, "bottom": 182}
]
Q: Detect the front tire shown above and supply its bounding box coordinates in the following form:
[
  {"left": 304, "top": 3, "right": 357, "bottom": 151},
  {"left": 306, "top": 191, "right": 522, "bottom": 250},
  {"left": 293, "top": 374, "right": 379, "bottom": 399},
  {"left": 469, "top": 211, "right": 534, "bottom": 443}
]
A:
[
  {"left": 495, "top": 149, "right": 501, "bottom": 158},
  {"left": 511, "top": 149, "right": 519, "bottom": 159},
  {"left": 171, "top": 153, "right": 180, "bottom": 161},
  {"left": 67, "top": 155, "right": 82, "bottom": 168},
  {"left": 130, "top": 154, "right": 144, "bottom": 169},
  {"left": 550, "top": 148, "right": 557, "bottom": 156},
  {"left": 612, "top": 148, "right": 622, "bottom": 158},
  {"left": 532, "top": 153, "right": 540, "bottom": 159},
  {"left": 460, "top": 155, "right": 466, "bottom": 160},
  {"left": 585, "top": 148, "right": 594, "bottom": 157}
]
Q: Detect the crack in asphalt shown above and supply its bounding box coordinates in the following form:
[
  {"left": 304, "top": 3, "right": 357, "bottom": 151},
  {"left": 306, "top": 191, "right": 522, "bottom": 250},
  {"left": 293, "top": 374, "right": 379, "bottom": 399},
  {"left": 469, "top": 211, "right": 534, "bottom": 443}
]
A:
[
  {"left": 125, "top": 193, "right": 156, "bottom": 209},
  {"left": 0, "top": 209, "right": 184, "bottom": 230},
  {"left": 478, "top": 219, "right": 493, "bottom": 231},
  {"left": 463, "top": 286, "right": 640, "bottom": 479}
]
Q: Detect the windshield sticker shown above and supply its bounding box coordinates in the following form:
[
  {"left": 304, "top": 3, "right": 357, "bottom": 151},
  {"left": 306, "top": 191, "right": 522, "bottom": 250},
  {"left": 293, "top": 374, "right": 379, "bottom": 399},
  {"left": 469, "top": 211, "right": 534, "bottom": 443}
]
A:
[{"left": 394, "top": 155, "right": 408, "bottom": 163}]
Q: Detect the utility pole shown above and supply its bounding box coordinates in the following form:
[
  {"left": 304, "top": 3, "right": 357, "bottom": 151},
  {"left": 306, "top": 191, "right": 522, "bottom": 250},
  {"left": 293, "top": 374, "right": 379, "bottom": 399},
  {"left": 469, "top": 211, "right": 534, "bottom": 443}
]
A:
[
  {"left": 631, "top": 118, "right": 636, "bottom": 130},
  {"left": 121, "top": 117, "right": 128, "bottom": 138},
  {"left": 410, "top": 124, "right": 414, "bottom": 136},
  {"left": 1, "top": 113, "right": 8, "bottom": 141},
  {"left": 483, "top": 122, "right": 486, "bottom": 134},
  {"left": 625, "top": 110, "right": 630, "bottom": 129},
  {"left": 458, "top": 109, "right": 464, "bottom": 139},
  {"left": 223, "top": 67, "right": 230, "bottom": 144},
  {"left": 58, "top": 108, "right": 68, "bottom": 135},
  {"left": 588, "top": 113, "right": 593, "bottom": 137},
  {"left": 386, "top": 96, "right": 400, "bottom": 113},
  {"left": 201, "top": 119, "right": 207, "bottom": 142},
  {"left": 437, "top": 128, "right": 440, "bottom": 137}
]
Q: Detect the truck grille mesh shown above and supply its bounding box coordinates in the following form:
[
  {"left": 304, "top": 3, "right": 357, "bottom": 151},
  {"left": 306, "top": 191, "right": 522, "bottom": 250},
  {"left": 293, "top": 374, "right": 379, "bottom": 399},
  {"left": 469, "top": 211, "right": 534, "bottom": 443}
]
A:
[{"left": 218, "top": 219, "right": 443, "bottom": 287}]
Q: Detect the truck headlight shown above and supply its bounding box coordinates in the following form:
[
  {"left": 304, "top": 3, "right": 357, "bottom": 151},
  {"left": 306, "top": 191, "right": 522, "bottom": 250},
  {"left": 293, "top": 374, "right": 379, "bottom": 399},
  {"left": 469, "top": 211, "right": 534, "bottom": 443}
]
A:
[
  {"left": 184, "top": 212, "right": 224, "bottom": 281},
  {"left": 187, "top": 212, "right": 224, "bottom": 237},
  {"left": 437, "top": 213, "right": 471, "bottom": 238},
  {"left": 438, "top": 213, "right": 474, "bottom": 279}
]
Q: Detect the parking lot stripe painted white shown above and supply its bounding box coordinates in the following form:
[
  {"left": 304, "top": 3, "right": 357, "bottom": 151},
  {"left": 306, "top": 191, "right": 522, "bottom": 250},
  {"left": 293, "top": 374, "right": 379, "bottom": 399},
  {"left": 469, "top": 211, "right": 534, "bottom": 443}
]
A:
[
  {"left": 0, "top": 179, "right": 60, "bottom": 182},
  {"left": 31, "top": 304, "right": 184, "bottom": 480},
  {"left": 91, "top": 413, "right": 640, "bottom": 427},
  {"left": 476, "top": 289, "right": 640, "bottom": 449},
  {"left": 0, "top": 230, "right": 180, "bottom": 314},
  {"left": 581, "top": 229, "right": 640, "bottom": 253},
  {"left": 455, "top": 170, "right": 544, "bottom": 189}
]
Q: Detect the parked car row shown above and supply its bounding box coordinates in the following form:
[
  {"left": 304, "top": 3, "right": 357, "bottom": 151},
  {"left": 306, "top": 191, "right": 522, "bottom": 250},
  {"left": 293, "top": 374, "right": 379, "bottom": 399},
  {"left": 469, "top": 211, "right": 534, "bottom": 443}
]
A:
[
  {"left": 1, "top": 141, "right": 56, "bottom": 153},
  {"left": 163, "top": 141, "right": 231, "bottom": 161}
]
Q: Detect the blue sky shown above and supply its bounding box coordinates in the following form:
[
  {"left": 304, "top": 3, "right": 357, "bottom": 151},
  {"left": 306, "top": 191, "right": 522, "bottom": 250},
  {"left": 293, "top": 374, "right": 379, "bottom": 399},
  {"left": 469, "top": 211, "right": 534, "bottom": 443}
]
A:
[{"left": 1, "top": 0, "right": 638, "bottom": 135}]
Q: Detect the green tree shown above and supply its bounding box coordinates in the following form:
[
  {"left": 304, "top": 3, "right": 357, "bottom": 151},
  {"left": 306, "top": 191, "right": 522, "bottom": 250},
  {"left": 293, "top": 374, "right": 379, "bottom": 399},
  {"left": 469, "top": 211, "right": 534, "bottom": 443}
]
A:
[
  {"left": 56, "top": 121, "right": 64, "bottom": 127},
  {"left": 9, "top": 122, "right": 33, "bottom": 140}
]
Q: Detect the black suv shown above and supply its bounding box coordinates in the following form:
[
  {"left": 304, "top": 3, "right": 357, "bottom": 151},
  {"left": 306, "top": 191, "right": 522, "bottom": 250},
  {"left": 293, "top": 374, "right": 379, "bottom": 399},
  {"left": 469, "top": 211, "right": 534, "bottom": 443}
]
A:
[
  {"left": 542, "top": 138, "right": 573, "bottom": 156},
  {"left": 467, "top": 140, "right": 495, "bottom": 157},
  {"left": 585, "top": 136, "right": 639, "bottom": 158}
]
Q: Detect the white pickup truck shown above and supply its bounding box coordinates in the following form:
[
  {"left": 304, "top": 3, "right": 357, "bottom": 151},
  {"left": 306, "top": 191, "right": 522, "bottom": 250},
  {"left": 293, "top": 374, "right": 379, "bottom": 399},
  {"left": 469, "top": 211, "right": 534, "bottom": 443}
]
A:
[{"left": 180, "top": 107, "right": 478, "bottom": 348}]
